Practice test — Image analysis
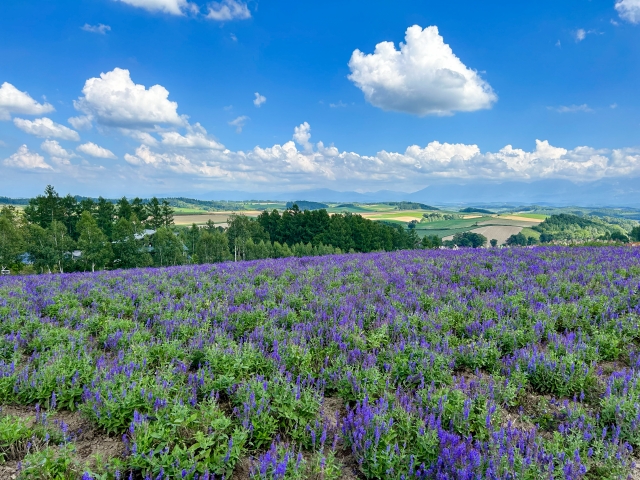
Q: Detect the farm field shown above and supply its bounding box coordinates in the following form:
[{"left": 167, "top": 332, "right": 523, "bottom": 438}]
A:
[
  {"left": 415, "top": 216, "right": 494, "bottom": 238},
  {"left": 433, "top": 216, "right": 545, "bottom": 241},
  {"left": 1, "top": 248, "right": 640, "bottom": 479},
  {"left": 444, "top": 225, "right": 523, "bottom": 245},
  {"left": 511, "top": 213, "right": 549, "bottom": 220},
  {"left": 173, "top": 211, "right": 261, "bottom": 226}
]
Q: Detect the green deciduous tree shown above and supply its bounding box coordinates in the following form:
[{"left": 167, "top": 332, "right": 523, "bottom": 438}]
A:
[
  {"left": 506, "top": 233, "right": 527, "bottom": 247},
  {"left": 227, "top": 214, "right": 252, "bottom": 261},
  {"left": 152, "top": 227, "right": 185, "bottom": 267},
  {"left": 452, "top": 232, "right": 487, "bottom": 248},
  {"left": 183, "top": 224, "right": 201, "bottom": 261},
  {"left": 0, "top": 207, "right": 23, "bottom": 272},
  {"left": 196, "top": 230, "right": 230, "bottom": 264},
  {"left": 631, "top": 226, "right": 640, "bottom": 242},
  {"left": 26, "top": 220, "right": 75, "bottom": 273},
  {"left": 112, "top": 217, "right": 152, "bottom": 269},
  {"left": 421, "top": 235, "right": 442, "bottom": 249},
  {"left": 77, "top": 211, "right": 113, "bottom": 272},
  {"left": 610, "top": 230, "right": 629, "bottom": 243}
]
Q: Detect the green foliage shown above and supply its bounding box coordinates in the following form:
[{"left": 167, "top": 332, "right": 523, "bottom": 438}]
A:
[
  {"left": 18, "top": 445, "right": 79, "bottom": 480},
  {"left": 77, "top": 211, "right": 113, "bottom": 272},
  {"left": 233, "top": 376, "right": 321, "bottom": 449},
  {"left": 459, "top": 207, "right": 494, "bottom": 214},
  {"left": 285, "top": 201, "right": 328, "bottom": 210},
  {"left": 197, "top": 230, "right": 231, "bottom": 263},
  {"left": 0, "top": 207, "right": 24, "bottom": 271},
  {"left": 152, "top": 227, "right": 185, "bottom": 267},
  {"left": 451, "top": 231, "right": 487, "bottom": 248},
  {"left": 112, "top": 216, "right": 153, "bottom": 269},
  {"left": 126, "top": 400, "right": 246, "bottom": 478},
  {"left": 533, "top": 213, "right": 632, "bottom": 243},
  {"left": 343, "top": 401, "right": 440, "bottom": 479},
  {"left": 421, "top": 235, "right": 442, "bottom": 249}
]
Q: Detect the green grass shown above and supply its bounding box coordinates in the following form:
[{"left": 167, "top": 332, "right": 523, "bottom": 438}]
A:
[
  {"left": 521, "top": 227, "right": 541, "bottom": 240},
  {"left": 368, "top": 212, "right": 427, "bottom": 220},
  {"left": 418, "top": 216, "right": 493, "bottom": 231},
  {"left": 415, "top": 227, "right": 474, "bottom": 238}
]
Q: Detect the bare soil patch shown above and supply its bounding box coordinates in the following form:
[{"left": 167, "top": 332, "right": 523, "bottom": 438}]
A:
[
  {"left": 173, "top": 211, "right": 261, "bottom": 225},
  {"left": 0, "top": 406, "right": 124, "bottom": 471}
]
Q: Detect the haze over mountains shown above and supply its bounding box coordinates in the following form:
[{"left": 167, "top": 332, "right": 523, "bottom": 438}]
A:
[{"left": 185, "top": 177, "right": 640, "bottom": 207}]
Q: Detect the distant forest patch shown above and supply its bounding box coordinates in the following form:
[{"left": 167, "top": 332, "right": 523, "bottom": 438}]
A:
[
  {"left": 459, "top": 207, "right": 495, "bottom": 214},
  {"left": 285, "top": 201, "right": 329, "bottom": 210}
]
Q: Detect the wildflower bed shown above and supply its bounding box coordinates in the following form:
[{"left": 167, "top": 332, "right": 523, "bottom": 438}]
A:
[{"left": 1, "top": 247, "right": 640, "bottom": 479}]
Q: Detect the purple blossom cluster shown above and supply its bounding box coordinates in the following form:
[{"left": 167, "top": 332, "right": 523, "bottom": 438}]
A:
[{"left": 1, "top": 247, "right": 640, "bottom": 479}]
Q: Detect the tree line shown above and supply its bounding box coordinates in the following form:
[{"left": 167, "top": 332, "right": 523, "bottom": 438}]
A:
[{"left": 0, "top": 187, "right": 425, "bottom": 275}]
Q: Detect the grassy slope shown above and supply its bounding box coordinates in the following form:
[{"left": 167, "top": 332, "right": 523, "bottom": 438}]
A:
[{"left": 521, "top": 227, "right": 541, "bottom": 240}]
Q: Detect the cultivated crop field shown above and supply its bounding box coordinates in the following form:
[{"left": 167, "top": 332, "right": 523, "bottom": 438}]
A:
[{"left": 1, "top": 248, "right": 640, "bottom": 479}]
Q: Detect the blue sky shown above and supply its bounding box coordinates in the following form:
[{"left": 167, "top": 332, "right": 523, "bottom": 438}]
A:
[{"left": 1, "top": 0, "right": 639, "bottom": 198}]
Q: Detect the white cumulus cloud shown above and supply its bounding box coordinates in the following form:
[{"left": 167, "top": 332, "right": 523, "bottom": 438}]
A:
[
  {"left": 13, "top": 118, "right": 80, "bottom": 141},
  {"left": 77, "top": 142, "right": 117, "bottom": 159},
  {"left": 229, "top": 115, "right": 249, "bottom": 133},
  {"left": 81, "top": 24, "right": 111, "bottom": 34},
  {"left": 160, "top": 123, "right": 224, "bottom": 149},
  {"left": 616, "top": 0, "right": 640, "bottom": 23},
  {"left": 253, "top": 92, "right": 266, "bottom": 107},
  {"left": 118, "top": 122, "right": 640, "bottom": 191},
  {"left": 41, "top": 140, "right": 76, "bottom": 159},
  {"left": 348, "top": 25, "right": 497, "bottom": 116},
  {"left": 293, "top": 122, "right": 312, "bottom": 152},
  {"left": 68, "top": 115, "right": 93, "bottom": 130},
  {"left": 74, "top": 68, "right": 185, "bottom": 129},
  {"left": 41, "top": 140, "right": 78, "bottom": 166},
  {"left": 113, "top": 0, "right": 194, "bottom": 15},
  {"left": 3, "top": 145, "right": 52, "bottom": 170},
  {"left": 206, "top": 0, "right": 251, "bottom": 21},
  {"left": 0, "top": 82, "right": 54, "bottom": 121}
]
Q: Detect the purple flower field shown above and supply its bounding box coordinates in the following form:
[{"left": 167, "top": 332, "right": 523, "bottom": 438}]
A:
[{"left": 1, "top": 247, "right": 640, "bottom": 479}]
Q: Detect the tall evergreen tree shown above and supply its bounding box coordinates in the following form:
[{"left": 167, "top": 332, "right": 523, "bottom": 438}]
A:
[
  {"left": 131, "top": 197, "right": 148, "bottom": 223},
  {"left": 96, "top": 197, "right": 116, "bottom": 240},
  {"left": 117, "top": 197, "right": 132, "bottom": 220},
  {"left": 146, "top": 197, "right": 164, "bottom": 229},
  {"left": 161, "top": 200, "right": 174, "bottom": 227},
  {"left": 24, "top": 185, "right": 64, "bottom": 229}
]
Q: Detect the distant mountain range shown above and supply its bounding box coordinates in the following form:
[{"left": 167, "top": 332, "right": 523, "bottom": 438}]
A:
[{"left": 188, "top": 177, "right": 640, "bottom": 207}]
